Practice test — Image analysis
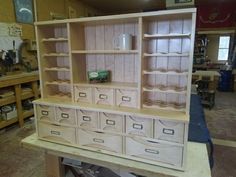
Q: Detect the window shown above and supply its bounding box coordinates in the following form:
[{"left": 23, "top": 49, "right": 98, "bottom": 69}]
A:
[{"left": 217, "top": 36, "right": 230, "bottom": 61}]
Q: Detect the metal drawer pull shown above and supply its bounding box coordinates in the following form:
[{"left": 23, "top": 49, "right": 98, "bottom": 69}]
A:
[
  {"left": 106, "top": 119, "right": 115, "bottom": 125},
  {"left": 122, "top": 96, "right": 131, "bottom": 102},
  {"left": 83, "top": 116, "right": 91, "bottom": 121},
  {"left": 145, "top": 149, "right": 159, "bottom": 154},
  {"left": 79, "top": 92, "right": 86, "bottom": 97},
  {"left": 163, "top": 128, "right": 175, "bottom": 135},
  {"left": 93, "top": 138, "right": 104, "bottom": 143},
  {"left": 41, "top": 110, "right": 48, "bottom": 116},
  {"left": 61, "top": 113, "right": 69, "bottom": 119},
  {"left": 99, "top": 94, "right": 107, "bottom": 100},
  {"left": 133, "top": 123, "right": 143, "bottom": 130},
  {"left": 51, "top": 130, "right": 61, "bottom": 136}
]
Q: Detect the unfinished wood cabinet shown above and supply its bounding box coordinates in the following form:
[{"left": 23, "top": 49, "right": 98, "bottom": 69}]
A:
[{"left": 34, "top": 8, "right": 196, "bottom": 171}]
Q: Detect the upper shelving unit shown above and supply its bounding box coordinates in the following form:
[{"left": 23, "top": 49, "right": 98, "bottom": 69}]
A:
[{"left": 35, "top": 8, "right": 196, "bottom": 114}]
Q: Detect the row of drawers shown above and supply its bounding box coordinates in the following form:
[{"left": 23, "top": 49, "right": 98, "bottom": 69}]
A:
[
  {"left": 75, "top": 86, "right": 137, "bottom": 108},
  {"left": 36, "top": 104, "right": 186, "bottom": 144},
  {"left": 38, "top": 121, "right": 183, "bottom": 167}
]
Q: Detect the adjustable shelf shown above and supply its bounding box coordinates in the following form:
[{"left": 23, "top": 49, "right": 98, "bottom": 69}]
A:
[
  {"left": 71, "top": 50, "right": 139, "bottom": 54},
  {"left": 143, "top": 69, "right": 188, "bottom": 76},
  {"left": 143, "top": 52, "right": 189, "bottom": 57},
  {"left": 143, "top": 33, "right": 191, "bottom": 39}
]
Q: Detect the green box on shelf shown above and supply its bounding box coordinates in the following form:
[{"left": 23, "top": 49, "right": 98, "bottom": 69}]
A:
[{"left": 87, "top": 70, "right": 110, "bottom": 83}]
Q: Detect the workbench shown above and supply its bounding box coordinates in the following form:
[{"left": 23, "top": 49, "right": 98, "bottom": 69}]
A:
[
  {"left": 0, "top": 71, "right": 39, "bottom": 129},
  {"left": 21, "top": 133, "right": 211, "bottom": 177}
]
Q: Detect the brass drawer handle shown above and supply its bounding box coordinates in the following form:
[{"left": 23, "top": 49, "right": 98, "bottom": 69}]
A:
[
  {"left": 50, "top": 130, "right": 60, "bottom": 136},
  {"left": 99, "top": 94, "right": 107, "bottom": 100},
  {"left": 61, "top": 113, "right": 69, "bottom": 119},
  {"left": 145, "top": 149, "right": 159, "bottom": 154},
  {"left": 79, "top": 92, "right": 86, "bottom": 97},
  {"left": 122, "top": 96, "right": 131, "bottom": 102},
  {"left": 83, "top": 116, "right": 91, "bottom": 121},
  {"left": 93, "top": 138, "right": 104, "bottom": 143},
  {"left": 106, "top": 119, "right": 115, "bottom": 125},
  {"left": 133, "top": 123, "right": 143, "bottom": 130},
  {"left": 163, "top": 128, "right": 175, "bottom": 135},
  {"left": 41, "top": 110, "right": 48, "bottom": 116}
]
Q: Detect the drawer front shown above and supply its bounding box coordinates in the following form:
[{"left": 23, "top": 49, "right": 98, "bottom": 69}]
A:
[
  {"left": 154, "top": 120, "right": 185, "bottom": 144},
  {"left": 78, "top": 129, "right": 122, "bottom": 153},
  {"left": 94, "top": 88, "right": 114, "bottom": 106},
  {"left": 55, "top": 107, "right": 76, "bottom": 125},
  {"left": 74, "top": 86, "right": 92, "bottom": 103},
  {"left": 126, "top": 116, "right": 153, "bottom": 138},
  {"left": 38, "top": 122, "right": 76, "bottom": 144},
  {"left": 37, "top": 105, "right": 55, "bottom": 122},
  {"left": 116, "top": 89, "right": 137, "bottom": 108},
  {"left": 100, "top": 112, "right": 123, "bottom": 133},
  {"left": 126, "top": 137, "right": 183, "bottom": 167},
  {"left": 77, "top": 109, "right": 98, "bottom": 129}
]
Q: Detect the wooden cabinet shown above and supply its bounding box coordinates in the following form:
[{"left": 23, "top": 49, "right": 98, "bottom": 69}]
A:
[{"left": 34, "top": 8, "right": 196, "bottom": 170}]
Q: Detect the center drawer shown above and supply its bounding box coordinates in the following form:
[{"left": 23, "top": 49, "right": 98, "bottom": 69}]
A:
[
  {"left": 36, "top": 104, "right": 55, "bottom": 122},
  {"left": 77, "top": 129, "right": 123, "bottom": 153},
  {"left": 115, "top": 89, "right": 137, "bottom": 108},
  {"left": 125, "top": 137, "right": 183, "bottom": 167},
  {"left": 94, "top": 88, "right": 114, "bottom": 106},
  {"left": 55, "top": 107, "right": 76, "bottom": 125},
  {"left": 100, "top": 112, "right": 124, "bottom": 133},
  {"left": 77, "top": 109, "right": 98, "bottom": 129},
  {"left": 38, "top": 122, "right": 76, "bottom": 144},
  {"left": 126, "top": 116, "right": 153, "bottom": 138}
]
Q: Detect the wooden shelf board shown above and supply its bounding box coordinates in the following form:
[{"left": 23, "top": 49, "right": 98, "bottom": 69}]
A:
[
  {"left": 42, "top": 38, "right": 68, "bottom": 42},
  {"left": 74, "top": 82, "right": 138, "bottom": 90},
  {"left": 23, "top": 110, "right": 34, "bottom": 119},
  {"left": 44, "top": 67, "right": 70, "bottom": 72},
  {"left": 21, "top": 91, "right": 34, "bottom": 100},
  {"left": 43, "top": 53, "right": 69, "bottom": 57},
  {"left": 0, "top": 96, "right": 16, "bottom": 107},
  {"left": 143, "top": 70, "right": 188, "bottom": 76},
  {"left": 144, "top": 52, "right": 189, "bottom": 57},
  {"left": 0, "top": 117, "right": 18, "bottom": 129},
  {"left": 45, "top": 81, "right": 71, "bottom": 86},
  {"left": 143, "top": 103, "right": 186, "bottom": 112},
  {"left": 143, "top": 33, "right": 191, "bottom": 38},
  {"left": 143, "top": 87, "right": 186, "bottom": 94},
  {"left": 71, "top": 50, "right": 138, "bottom": 54}
]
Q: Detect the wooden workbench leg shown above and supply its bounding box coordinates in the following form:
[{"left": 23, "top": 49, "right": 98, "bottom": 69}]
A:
[
  {"left": 14, "top": 84, "right": 23, "bottom": 127},
  {"left": 45, "top": 154, "right": 65, "bottom": 177},
  {"left": 31, "top": 81, "right": 39, "bottom": 99}
]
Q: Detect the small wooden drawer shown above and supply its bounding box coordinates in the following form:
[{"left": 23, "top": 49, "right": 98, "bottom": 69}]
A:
[
  {"left": 36, "top": 104, "right": 55, "bottom": 122},
  {"left": 100, "top": 112, "right": 123, "bottom": 133},
  {"left": 77, "top": 109, "right": 98, "bottom": 129},
  {"left": 77, "top": 129, "right": 123, "bottom": 153},
  {"left": 55, "top": 107, "right": 76, "bottom": 125},
  {"left": 116, "top": 89, "right": 137, "bottom": 108},
  {"left": 38, "top": 122, "right": 76, "bottom": 144},
  {"left": 154, "top": 120, "right": 185, "bottom": 144},
  {"left": 94, "top": 88, "right": 114, "bottom": 105},
  {"left": 126, "top": 137, "right": 183, "bottom": 167},
  {"left": 126, "top": 116, "right": 153, "bottom": 138},
  {"left": 74, "top": 86, "right": 92, "bottom": 103}
]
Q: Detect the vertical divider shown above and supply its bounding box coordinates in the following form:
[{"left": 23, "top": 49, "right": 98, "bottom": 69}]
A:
[
  {"left": 67, "top": 22, "right": 74, "bottom": 102},
  {"left": 186, "top": 13, "right": 196, "bottom": 115},
  {"left": 138, "top": 17, "right": 143, "bottom": 109}
]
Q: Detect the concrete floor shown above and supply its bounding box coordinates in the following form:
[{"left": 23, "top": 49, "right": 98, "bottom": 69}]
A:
[{"left": 0, "top": 92, "right": 236, "bottom": 177}]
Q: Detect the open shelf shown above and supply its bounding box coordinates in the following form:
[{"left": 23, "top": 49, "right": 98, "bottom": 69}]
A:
[
  {"left": 0, "top": 117, "right": 18, "bottom": 129},
  {"left": 44, "top": 67, "right": 70, "bottom": 72},
  {"left": 71, "top": 50, "right": 139, "bottom": 54},
  {"left": 143, "top": 52, "right": 189, "bottom": 57},
  {"left": 143, "top": 69, "right": 188, "bottom": 76},
  {"left": 143, "top": 85, "right": 187, "bottom": 94},
  {"left": 74, "top": 81, "right": 138, "bottom": 90},
  {"left": 0, "top": 96, "right": 16, "bottom": 107},
  {"left": 42, "top": 38, "right": 68, "bottom": 42},
  {"left": 143, "top": 33, "right": 191, "bottom": 39},
  {"left": 21, "top": 91, "right": 34, "bottom": 100},
  {"left": 45, "top": 80, "right": 71, "bottom": 86},
  {"left": 23, "top": 109, "right": 34, "bottom": 119},
  {"left": 43, "top": 53, "right": 69, "bottom": 57}
]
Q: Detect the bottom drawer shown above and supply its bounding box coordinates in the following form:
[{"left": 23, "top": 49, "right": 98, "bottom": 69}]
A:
[
  {"left": 38, "top": 122, "right": 76, "bottom": 144},
  {"left": 125, "top": 137, "right": 183, "bottom": 167},
  {"left": 78, "top": 129, "right": 123, "bottom": 153}
]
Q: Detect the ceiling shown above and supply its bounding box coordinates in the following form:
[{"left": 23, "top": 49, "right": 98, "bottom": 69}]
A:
[{"left": 80, "top": 0, "right": 236, "bottom": 13}]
